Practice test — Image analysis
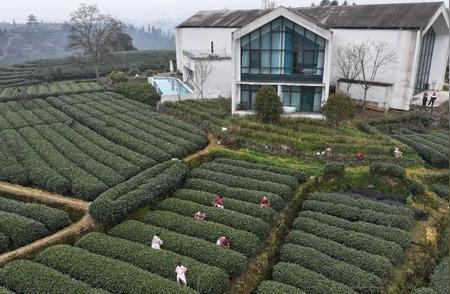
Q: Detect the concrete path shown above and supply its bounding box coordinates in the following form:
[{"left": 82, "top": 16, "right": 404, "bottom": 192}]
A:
[{"left": 411, "top": 90, "right": 449, "bottom": 107}]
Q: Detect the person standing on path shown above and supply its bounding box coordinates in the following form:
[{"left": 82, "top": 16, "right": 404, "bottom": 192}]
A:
[
  {"left": 422, "top": 91, "right": 428, "bottom": 106},
  {"left": 428, "top": 91, "right": 437, "bottom": 107}
]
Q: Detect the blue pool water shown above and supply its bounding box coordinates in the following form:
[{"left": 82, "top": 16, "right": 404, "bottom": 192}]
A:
[{"left": 152, "top": 77, "right": 192, "bottom": 96}]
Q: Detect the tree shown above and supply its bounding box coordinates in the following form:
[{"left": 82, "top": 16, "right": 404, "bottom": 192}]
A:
[
  {"left": 342, "top": 0, "right": 349, "bottom": 5},
  {"left": 187, "top": 59, "right": 211, "bottom": 99},
  {"left": 320, "top": 0, "right": 331, "bottom": 6},
  {"left": 255, "top": 86, "right": 283, "bottom": 123},
  {"left": 355, "top": 41, "right": 396, "bottom": 111},
  {"left": 336, "top": 43, "right": 362, "bottom": 92},
  {"left": 330, "top": 0, "right": 339, "bottom": 6},
  {"left": 262, "top": 0, "right": 277, "bottom": 9},
  {"left": 321, "top": 92, "right": 355, "bottom": 128},
  {"left": 66, "top": 4, "right": 134, "bottom": 78},
  {"left": 26, "top": 15, "right": 38, "bottom": 26}
]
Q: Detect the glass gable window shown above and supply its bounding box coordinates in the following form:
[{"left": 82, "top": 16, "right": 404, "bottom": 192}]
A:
[
  {"left": 241, "top": 17, "right": 326, "bottom": 82},
  {"left": 282, "top": 86, "right": 322, "bottom": 112},
  {"left": 414, "top": 28, "right": 435, "bottom": 94}
]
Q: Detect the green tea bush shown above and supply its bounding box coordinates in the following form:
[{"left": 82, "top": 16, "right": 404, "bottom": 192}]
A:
[
  {"left": 90, "top": 161, "right": 188, "bottom": 223},
  {"left": 280, "top": 244, "right": 382, "bottom": 292},
  {"left": 0, "top": 233, "right": 9, "bottom": 253},
  {"left": 406, "top": 179, "right": 425, "bottom": 196},
  {"left": 393, "top": 135, "right": 448, "bottom": 168},
  {"left": 298, "top": 211, "right": 411, "bottom": 249},
  {"left": 357, "top": 120, "right": 379, "bottom": 134},
  {"left": 0, "top": 211, "right": 48, "bottom": 250},
  {"left": 108, "top": 71, "right": 129, "bottom": 83},
  {"left": 323, "top": 162, "right": 345, "bottom": 177},
  {"left": 158, "top": 198, "right": 270, "bottom": 239},
  {"left": 430, "top": 257, "right": 449, "bottom": 294},
  {"left": 0, "top": 260, "right": 107, "bottom": 294},
  {"left": 36, "top": 245, "right": 195, "bottom": 294},
  {"left": 432, "top": 185, "right": 449, "bottom": 199},
  {"left": 257, "top": 281, "right": 306, "bottom": 294},
  {"left": 272, "top": 262, "right": 354, "bottom": 294},
  {"left": 213, "top": 158, "right": 308, "bottom": 181},
  {"left": 174, "top": 189, "right": 276, "bottom": 223},
  {"left": 293, "top": 217, "right": 404, "bottom": 263},
  {"left": 202, "top": 161, "right": 298, "bottom": 189},
  {"left": 302, "top": 200, "right": 412, "bottom": 231},
  {"left": 108, "top": 220, "right": 246, "bottom": 277},
  {"left": 0, "top": 196, "right": 70, "bottom": 232},
  {"left": 114, "top": 80, "right": 160, "bottom": 106},
  {"left": 369, "top": 162, "right": 405, "bottom": 179},
  {"left": 140, "top": 210, "right": 261, "bottom": 257},
  {"left": 321, "top": 93, "right": 355, "bottom": 128},
  {"left": 411, "top": 288, "right": 437, "bottom": 294},
  {"left": 255, "top": 86, "right": 282, "bottom": 123},
  {"left": 287, "top": 230, "right": 392, "bottom": 277},
  {"left": 191, "top": 168, "right": 293, "bottom": 199},
  {"left": 76, "top": 233, "right": 229, "bottom": 294},
  {"left": 184, "top": 178, "right": 285, "bottom": 211}
]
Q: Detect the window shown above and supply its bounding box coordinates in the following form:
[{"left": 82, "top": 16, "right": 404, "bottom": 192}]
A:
[
  {"left": 241, "top": 17, "right": 326, "bottom": 82},
  {"left": 281, "top": 86, "right": 322, "bottom": 112},
  {"left": 414, "top": 28, "right": 435, "bottom": 94},
  {"left": 240, "top": 85, "right": 277, "bottom": 110}
]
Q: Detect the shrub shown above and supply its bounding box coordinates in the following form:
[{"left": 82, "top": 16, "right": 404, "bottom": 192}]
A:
[
  {"left": 272, "top": 262, "right": 354, "bottom": 294},
  {"left": 174, "top": 189, "right": 276, "bottom": 223},
  {"left": 114, "top": 80, "right": 160, "bottom": 106},
  {"left": 432, "top": 184, "right": 449, "bottom": 199},
  {"left": 321, "top": 93, "right": 355, "bottom": 128},
  {"left": 213, "top": 158, "right": 308, "bottom": 182},
  {"left": 157, "top": 198, "right": 270, "bottom": 239},
  {"left": 203, "top": 161, "right": 298, "bottom": 189},
  {"left": 139, "top": 210, "right": 261, "bottom": 257},
  {"left": 255, "top": 86, "right": 282, "bottom": 123},
  {"left": 191, "top": 168, "right": 293, "bottom": 200},
  {"left": 369, "top": 162, "right": 405, "bottom": 179},
  {"left": 298, "top": 210, "right": 411, "bottom": 249},
  {"left": 76, "top": 233, "right": 229, "bottom": 294},
  {"left": 407, "top": 180, "right": 425, "bottom": 196},
  {"left": 0, "top": 233, "right": 9, "bottom": 253},
  {"left": 0, "top": 260, "right": 107, "bottom": 294},
  {"left": 0, "top": 196, "right": 70, "bottom": 232},
  {"left": 357, "top": 120, "right": 379, "bottom": 134},
  {"left": 184, "top": 178, "right": 285, "bottom": 211},
  {"left": 36, "top": 245, "right": 196, "bottom": 294},
  {"left": 108, "top": 220, "right": 246, "bottom": 277},
  {"left": 257, "top": 281, "right": 306, "bottom": 294},
  {"left": 108, "top": 71, "right": 129, "bottom": 83},
  {"left": 323, "top": 162, "right": 345, "bottom": 177},
  {"left": 430, "top": 257, "right": 449, "bottom": 294},
  {"left": 0, "top": 211, "right": 49, "bottom": 250},
  {"left": 280, "top": 244, "right": 382, "bottom": 292},
  {"left": 287, "top": 230, "right": 392, "bottom": 278},
  {"left": 90, "top": 161, "right": 188, "bottom": 223},
  {"left": 411, "top": 288, "right": 437, "bottom": 294},
  {"left": 127, "top": 68, "right": 140, "bottom": 76},
  {"left": 302, "top": 200, "right": 412, "bottom": 231},
  {"left": 292, "top": 217, "right": 404, "bottom": 263}
]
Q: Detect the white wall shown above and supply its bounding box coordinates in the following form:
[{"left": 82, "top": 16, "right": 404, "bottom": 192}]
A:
[
  {"left": 203, "top": 59, "right": 233, "bottom": 98},
  {"left": 330, "top": 29, "right": 419, "bottom": 110}
]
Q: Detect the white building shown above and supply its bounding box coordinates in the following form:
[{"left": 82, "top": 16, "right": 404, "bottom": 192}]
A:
[{"left": 176, "top": 2, "right": 449, "bottom": 113}]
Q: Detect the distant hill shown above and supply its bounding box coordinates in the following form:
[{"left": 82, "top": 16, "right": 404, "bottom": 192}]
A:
[{"left": 0, "top": 22, "right": 175, "bottom": 65}]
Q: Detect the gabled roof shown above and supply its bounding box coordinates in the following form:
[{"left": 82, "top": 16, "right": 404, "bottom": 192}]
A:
[{"left": 177, "top": 2, "right": 444, "bottom": 30}]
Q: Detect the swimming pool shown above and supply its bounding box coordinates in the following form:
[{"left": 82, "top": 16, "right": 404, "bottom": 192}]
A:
[{"left": 151, "top": 77, "right": 192, "bottom": 96}]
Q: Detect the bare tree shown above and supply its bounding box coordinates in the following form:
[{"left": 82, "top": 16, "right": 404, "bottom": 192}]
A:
[
  {"left": 336, "top": 43, "right": 362, "bottom": 92},
  {"left": 188, "top": 59, "right": 212, "bottom": 100},
  {"left": 355, "top": 40, "right": 396, "bottom": 111},
  {"left": 66, "top": 4, "right": 132, "bottom": 78},
  {"left": 262, "top": 0, "right": 277, "bottom": 9}
]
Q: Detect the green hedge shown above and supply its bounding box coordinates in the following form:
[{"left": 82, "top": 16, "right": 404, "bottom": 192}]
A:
[
  {"left": 174, "top": 189, "right": 276, "bottom": 223},
  {"left": 36, "top": 245, "right": 196, "bottom": 294},
  {"left": 0, "top": 260, "right": 107, "bottom": 294},
  {"left": 184, "top": 178, "right": 285, "bottom": 211},
  {"left": 393, "top": 135, "right": 448, "bottom": 168},
  {"left": 411, "top": 288, "right": 437, "bottom": 294},
  {"left": 303, "top": 199, "right": 411, "bottom": 231},
  {"left": 108, "top": 220, "right": 246, "bottom": 277},
  {"left": 76, "top": 232, "right": 229, "bottom": 294},
  {"left": 0, "top": 196, "right": 70, "bottom": 232},
  {"left": 0, "top": 233, "right": 9, "bottom": 253},
  {"left": 191, "top": 168, "right": 293, "bottom": 200},
  {"left": 157, "top": 198, "right": 270, "bottom": 239},
  {"left": 287, "top": 230, "right": 392, "bottom": 277},
  {"left": 213, "top": 158, "right": 308, "bottom": 182},
  {"left": 0, "top": 211, "right": 48, "bottom": 250},
  {"left": 90, "top": 161, "right": 188, "bottom": 223},
  {"left": 0, "top": 288, "right": 14, "bottom": 294},
  {"left": 323, "top": 162, "right": 345, "bottom": 177},
  {"left": 257, "top": 281, "right": 306, "bottom": 294},
  {"left": 298, "top": 211, "right": 411, "bottom": 249},
  {"left": 293, "top": 217, "right": 404, "bottom": 263},
  {"left": 114, "top": 80, "right": 160, "bottom": 106},
  {"left": 139, "top": 210, "right": 261, "bottom": 257},
  {"left": 203, "top": 161, "right": 298, "bottom": 189},
  {"left": 430, "top": 257, "right": 448, "bottom": 294},
  {"left": 309, "top": 193, "right": 413, "bottom": 217},
  {"left": 432, "top": 184, "right": 449, "bottom": 199},
  {"left": 280, "top": 244, "right": 381, "bottom": 293},
  {"left": 369, "top": 162, "right": 405, "bottom": 179},
  {"left": 272, "top": 262, "right": 355, "bottom": 294}
]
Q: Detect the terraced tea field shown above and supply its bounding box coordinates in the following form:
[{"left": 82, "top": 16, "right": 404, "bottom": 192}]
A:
[
  {"left": 258, "top": 192, "right": 414, "bottom": 294},
  {"left": 0, "top": 91, "right": 207, "bottom": 199}
]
